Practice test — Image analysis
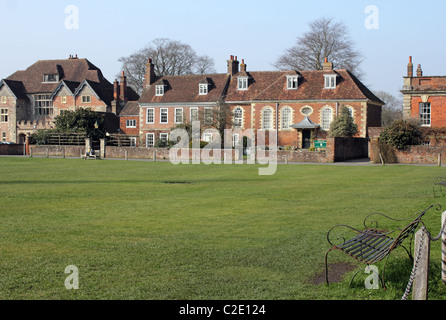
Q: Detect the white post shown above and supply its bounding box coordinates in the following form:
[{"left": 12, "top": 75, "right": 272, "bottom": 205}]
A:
[
  {"left": 442, "top": 211, "right": 446, "bottom": 286},
  {"left": 413, "top": 227, "right": 430, "bottom": 300}
]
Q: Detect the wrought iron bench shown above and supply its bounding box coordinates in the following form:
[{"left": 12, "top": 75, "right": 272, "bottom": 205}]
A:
[{"left": 324, "top": 205, "right": 440, "bottom": 288}]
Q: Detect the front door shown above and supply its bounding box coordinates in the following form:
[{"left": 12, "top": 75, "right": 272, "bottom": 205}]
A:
[{"left": 302, "top": 130, "right": 311, "bottom": 149}]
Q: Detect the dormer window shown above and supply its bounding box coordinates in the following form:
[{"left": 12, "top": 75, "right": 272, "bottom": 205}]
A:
[
  {"left": 43, "top": 74, "right": 59, "bottom": 83},
  {"left": 324, "top": 74, "right": 337, "bottom": 89},
  {"left": 287, "top": 75, "right": 299, "bottom": 90},
  {"left": 155, "top": 85, "right": 165, "bottom": 96},
  {"left": 199, "top": 83, "right": 208, "bottom": 95},
  {"left": 237, "top": 77, "right": 248, "bottom": 90}
]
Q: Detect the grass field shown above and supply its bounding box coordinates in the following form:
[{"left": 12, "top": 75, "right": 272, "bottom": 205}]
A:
[{"left": 0, "top": 156, "right": 445, "bottom": 300}]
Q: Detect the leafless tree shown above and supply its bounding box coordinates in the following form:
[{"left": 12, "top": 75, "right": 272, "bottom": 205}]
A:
[
  {"left": 375, "top": 91, "right": 403, "bottom": 127},
  {"left": 118, "top": 38, "right": 216, "bottom": 94},
  {"left": 273, "top": 17, "right": 363, "bottom": 77}
]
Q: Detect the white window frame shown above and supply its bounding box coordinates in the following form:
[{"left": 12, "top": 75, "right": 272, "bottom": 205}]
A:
[
  {"left": 203, "top": 132, "right": 213, "bottom": 142},
  {"left": 199, "top": 84, "right": 208, "bottom": 95},
  {"left": 1, "top": 132, "right": 6, "bottom": 142},
  {"left": 419, "top": 102, "right": 431, "bottom": 127},
  {"left": 146, "top": 108, "right": 155, "bottom": 124},
  {"left": 126, "top": 119, "right": 136, "bottom": 128},
  {"left": 1, "top": 96, "right": 7, "bottom": 104},
  {"left": 146, "top": 133, "right": 155, "bottom": 147},
  {"left": 155, "top": 85, "right": 165, "bottom": 96},
  {"left": 160, "top": 108, "right": 168, "bottom": 124},
  {"left": 287, "top": 75, "right": 299, "bottom": 90},
  {"left": 281, "top": 107, "right": 292, "bottom": 130},
  {"left": 129, "top": 137, "right": 137, "bottom": 147},
  {"left": 61, "top": 96, "right": 67, "bottom": 104},
  {"left": 233, "top": 107, "right": 243, "bottom": 128},
  {"left": 175, "top": 108, "right": 183, "bottom": 124},
  {"left": 321, "top": 107, "right": 333, "bottom": 131},
  {"left": 237, "top": 77, "right": 248, "bottom": 90},
  {"left": 160, "top": 133, "right": 169, "bottom": 143},
  {"left": 262, "top": 108, "right": 273, "bottom": 130},
  {"left": 190, "top": 108, "right": 199, "bottom": 122},
  {"left": 324, "top": 75, "right": 337, "bottom": 89},
  {"left": 232, "top": 133, "right": 240, "bottom": 147}
]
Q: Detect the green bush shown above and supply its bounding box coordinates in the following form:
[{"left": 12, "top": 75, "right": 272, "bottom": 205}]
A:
[
  {"left": 380, "top": 120, "right": 422, "bottom": 149},
  {"left": 329, "top": 106, "right": 358, "bottom": 137}
]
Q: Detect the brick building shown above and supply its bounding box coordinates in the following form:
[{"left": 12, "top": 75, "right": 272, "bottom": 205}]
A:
[
  {"left": 0, "top": 56, "right": 138, "bottom": 143},
  {"left": 138, "top": 56, "right": 383, "bottom": 149},
  {"left": 402, "top": 56, "right": 446, "bottom": 128}
]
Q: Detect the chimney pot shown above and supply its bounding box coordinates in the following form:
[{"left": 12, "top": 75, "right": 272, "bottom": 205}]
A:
[{"left": 407, "top": 56, "right": 414, "bottom": 77}]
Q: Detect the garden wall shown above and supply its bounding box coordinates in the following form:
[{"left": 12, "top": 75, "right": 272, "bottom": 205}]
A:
[
  {"left": 370, "top": 140, "right": 446, "bottom": 164},
  {"left": 29, "top": 145, "right": 84, "bottom": 158},
  {"left": 0, "top": 144, "right": 24, "bottom": 155}
]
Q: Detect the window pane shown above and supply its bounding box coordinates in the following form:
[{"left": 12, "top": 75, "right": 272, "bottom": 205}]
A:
[
  {"left": 263, "top": 109, "right": 272, "bottom": 129},
  {"left": 321, "top": 108, "right": 333, "bottom": 130}
]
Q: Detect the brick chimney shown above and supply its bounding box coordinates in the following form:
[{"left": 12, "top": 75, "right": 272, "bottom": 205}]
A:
[
  {"left": 240, "top": 59, "right": 247, "bottom": 72},
  {"left": 120, "top": 71, "right": 127, "bottom": 102},
  {"left": 407, "top": 56, "right": 413, "bottom": 77},
  {"left": 227, "top": 55, "right": 239, "bottom": 76},
  {"left": 143, "top": 58, "right": 156, "bottom": 87},
  {"left": 113, "top": 79, "right": 119, "bottom": 102},
  {"left": 416, "top": 64, "right": 423, "bottom": 77},
  {"left": 323, "top": 57, "right": 333, "bottom": 71}
]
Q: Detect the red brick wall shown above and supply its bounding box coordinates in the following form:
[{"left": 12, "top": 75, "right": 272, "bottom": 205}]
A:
[
  {"left": 411, "top": 96, "right": 446, "bottom": 127},
  {"left": 120, "top": 116, "right": 139, "bottom": 135}
]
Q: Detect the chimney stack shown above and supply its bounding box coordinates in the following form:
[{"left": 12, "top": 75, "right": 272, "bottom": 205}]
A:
[
  {"left": 407, "top": 56, "right": 414, "bottom": 77},
  {"left": 416, "top": 64, "right": 423, "bottom": 77},
  {"left": 120, "top": 71, "right": 127, "bottom": 102},
  {"left": 113, "top": 79, "right": 120, "bottom": 102},
  {"left": 323, "top": 57, "right": 333, "bottom": 71},
  {"left": 227, "top": 55, "right": 239, "bottom": 76},
  {"left": 143, "top": 58, "right": 156, "bottom": 87},
  {"left": 240, "top": 59, "right": 247, "bottom": 72}
]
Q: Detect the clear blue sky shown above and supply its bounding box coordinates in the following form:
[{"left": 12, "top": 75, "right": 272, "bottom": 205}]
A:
[{"left": 1, "top": 0, "right": 445, "bottom": 98}]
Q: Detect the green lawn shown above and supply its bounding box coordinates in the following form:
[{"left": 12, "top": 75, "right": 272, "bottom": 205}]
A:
[{"left": 0, "top": 157, "right": 445, "bottom": 300}]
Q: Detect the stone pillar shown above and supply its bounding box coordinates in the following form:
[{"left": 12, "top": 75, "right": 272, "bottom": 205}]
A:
[{"left": 100, "top": 139, "right": 105, "bottom": 159}]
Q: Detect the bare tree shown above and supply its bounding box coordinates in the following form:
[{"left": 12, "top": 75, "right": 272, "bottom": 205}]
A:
[
  {"left": 118, "top": 38, "right": 216, "bottom": 94},
  {"left": 273, "top": 17, "right": 363, "bottom": 77},
  {"left": 375, "top": 91, "right": 403, "bottom": 127}
]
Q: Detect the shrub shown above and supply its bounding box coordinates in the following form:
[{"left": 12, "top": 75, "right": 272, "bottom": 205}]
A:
[
  {"left": 329, "top": 106, "right": 358, "bottom": 137},
  {"left": 379, "top": 120, "right": 422, "bottom": 149}
]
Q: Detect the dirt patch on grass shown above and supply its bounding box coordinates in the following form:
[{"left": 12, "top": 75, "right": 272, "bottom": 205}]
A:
[{"left": 310, "top": 262, "right": 357, "bottom": 285}]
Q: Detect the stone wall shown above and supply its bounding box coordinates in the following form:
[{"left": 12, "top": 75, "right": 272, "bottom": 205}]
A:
[{"left": 29, "top": 145, "right": 85, "bottom": 158}]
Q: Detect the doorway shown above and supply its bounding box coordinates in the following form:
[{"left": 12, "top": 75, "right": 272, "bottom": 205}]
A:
[{"left": 302, "top": 130, "right": 311, "bottom": 149}]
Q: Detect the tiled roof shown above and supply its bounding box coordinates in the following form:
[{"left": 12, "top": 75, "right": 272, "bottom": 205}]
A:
[
  {"left": 6, "top": 58, "right": 111, "bottom": 94},
  {"left": 139, "top": 73, "right": 230, "bottom": 104},
  {"left": 119, "top": 101, "right": 139, "bottom": 116},
  {"left": 225, "top": 69, "right": 384, "bottom": 104},
  {"left": 139, "top": 68, "right": 383, "bottom": 106}
]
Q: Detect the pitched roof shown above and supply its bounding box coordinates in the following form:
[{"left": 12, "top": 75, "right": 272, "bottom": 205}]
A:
[
  {"left": 225, "top": 69, "right": 384, "bottom": 104},
  {"left": 139, "top": 73, "right": 230, "bottom": 104},
  {"left": 6, "top": 58, "right": 111, "bottom": 94},
  {"left": 119, "top": 101, "right": 140, "bottom": 116},
  {"left": 0, "top": 79, "right": 28, "bottom": 100}
]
